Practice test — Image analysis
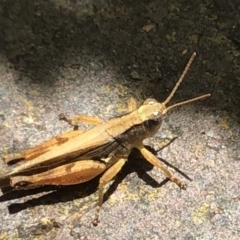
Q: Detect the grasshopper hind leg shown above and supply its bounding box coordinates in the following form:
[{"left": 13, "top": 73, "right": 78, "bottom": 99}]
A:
[{"left": 9, "top": 160, "right": 107, "bottom": 188}]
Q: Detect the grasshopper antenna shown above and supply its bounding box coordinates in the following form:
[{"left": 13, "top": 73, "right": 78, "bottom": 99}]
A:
[
  {"left": 162, "top": 52, "right": 211, "bottom": 114},
  {"left": 163, "top": 52, "right": 197, "bottom": 106},
  {"left": 163, "top": 93, "right": 211, "bottom": 114}
]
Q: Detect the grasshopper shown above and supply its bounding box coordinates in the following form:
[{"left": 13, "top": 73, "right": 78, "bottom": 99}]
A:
[{"left": 0, "top": 52, "right": 210, "bottom": 225}]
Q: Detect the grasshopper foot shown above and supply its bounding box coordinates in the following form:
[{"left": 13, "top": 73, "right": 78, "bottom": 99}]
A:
[
  {"left": 174, "top": 178, "right": 187, "bottom": 190},
  {"left": 59, "top": 113, "right": 79, "bottom": 130},
  {"left": 92, "top": 217, "right": 100, "bottom": 227}
]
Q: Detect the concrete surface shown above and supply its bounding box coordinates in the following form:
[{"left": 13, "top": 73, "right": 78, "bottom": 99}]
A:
[{"left": 0, "top": 0, "right": 239, "bottom": 239}]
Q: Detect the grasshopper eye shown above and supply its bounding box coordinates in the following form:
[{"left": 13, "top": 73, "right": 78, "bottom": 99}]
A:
[{"left": 143, "top": 98, "right": 158, "bottom": 105}]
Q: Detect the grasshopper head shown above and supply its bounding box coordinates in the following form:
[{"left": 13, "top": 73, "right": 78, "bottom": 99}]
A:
[
  {"left": 137, "top": 52, "right": 211, "bottom": 137},
  {"left": 137, "top": 98, "right": 166, "bottom": 137}
]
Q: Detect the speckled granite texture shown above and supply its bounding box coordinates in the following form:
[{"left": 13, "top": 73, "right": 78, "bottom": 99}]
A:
[{"left": 0, "top": 0, "right": 239, "bottom": 239}]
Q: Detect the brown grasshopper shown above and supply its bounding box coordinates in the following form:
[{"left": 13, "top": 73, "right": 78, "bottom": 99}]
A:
[{"left": 0, "top": 52, "right": 210, "bottom": 225}]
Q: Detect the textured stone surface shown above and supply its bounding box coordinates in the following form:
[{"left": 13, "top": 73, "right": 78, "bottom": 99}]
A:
[{"left": 0, "top": 0, "right": 239, "bottom": 239}]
